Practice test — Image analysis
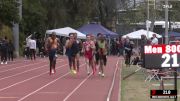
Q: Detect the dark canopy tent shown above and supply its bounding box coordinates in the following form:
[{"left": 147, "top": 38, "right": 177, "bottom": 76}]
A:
[
  {"left": 162, "top": 31, "right": 180, "bottom": 41},
  {"left": 78, "top": 23, "right": 119, "bottom": 55},
  {"left": 77, "top": 23, "right": 118, "bottom": 38},
  {"left": 168, "top": 31, "right": 180, "bottom": 37},
  {"left": 162, "top": 31, "right": 180, "bottom": 37}
]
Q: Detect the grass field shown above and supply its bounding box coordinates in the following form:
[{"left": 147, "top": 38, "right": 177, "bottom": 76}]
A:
[{"left": 121, "top": 64, "right": 180, "bottom": 101}]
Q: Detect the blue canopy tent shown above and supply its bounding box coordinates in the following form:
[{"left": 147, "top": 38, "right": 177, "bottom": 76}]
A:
[
  {"left": 162, "top": 31, "right": 180, "bottom": 42},
  {"left": 162, "top": 31, "right": 180, "bottom": 37},
  {"left": 77, "top": 23, "right": 118, "bottom": 38},
  {"left": 168, "top": 31, "right": 180, "bottom": 37},
  {"left": 78, "top": 23, "right": 119, "bottom": 55}
]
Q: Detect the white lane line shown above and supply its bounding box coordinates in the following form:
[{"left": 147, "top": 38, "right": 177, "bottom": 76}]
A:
[
  {"left": 63, "top": 72, "right": 92, "bottom": 101},
  {"left": 107, "top": 58, "right": 120, "bottom": 101},
  {"left": 0, "top": 96, "right": 18, "bottom": 99},
  {"left": 0, "top": 60, "right": 26, "bottom": 68},
  {"left": 17, "top": 63, "right": 85, "bottom": 101},
  {"left": 0, "top": 61, "right": 46, "bottom": 73},
  {"left": 0, "top": 60, "right": 63, "bottom": 81},
  {"left": 38, "top": 92, "right": 61, "bottom": 94},
  {"left": 17, "top": 72, "right": 70, "bottom": 101},
  {"left": 0, "top": 63, "right": 68, "bottom": 92},
  {"left": 118, "top": 59, "right": 123, "bottom": 101}
]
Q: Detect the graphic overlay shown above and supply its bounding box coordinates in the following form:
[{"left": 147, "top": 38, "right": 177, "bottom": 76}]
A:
[
  {"left": 144, "top": 44, "right": 180, "bottom": 68},
  {"left": 150, "top": 90, "right": 177, "bottom": 99}
]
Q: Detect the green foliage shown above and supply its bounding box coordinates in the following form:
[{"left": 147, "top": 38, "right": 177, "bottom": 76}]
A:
[
  {"left": 0, "top": 0, "right": 19, "bottom": 28},
  {"left": 21, "top": 0, "right": 47, "bottom": 34},
  {"left": 0, "top": 25, "right": 13, "bottom": 40}
]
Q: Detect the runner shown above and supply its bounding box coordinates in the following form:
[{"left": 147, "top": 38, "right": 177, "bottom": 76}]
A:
[
  {"left": 45, "top": 32, "right": 60, "bottom": 75},
  {"left": 91, "top": 34, "right": 97, "bottom": 74},
  {"left": 95, "top": 33, "right": 107, "bottom": 77},
  {"left": 65, "top": 33, "right": 78, "bottom": 74},
  {"left": 83, "top": 34, "right": 96, "bottom": 75},
  {"left": 73, "top": 33, "right": 81, "bottom": 72}
]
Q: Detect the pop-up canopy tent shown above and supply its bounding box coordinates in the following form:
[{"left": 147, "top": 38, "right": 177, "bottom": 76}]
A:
[
  {"left": 162, "top": 31, "right": 180, "bottom": 37},
  {"left": 46, "top": 27, "right": 86, "bottom": 39},
  {"left": 78, "top": 23, "right": 118, "bottom": 38},
  {"left": 122, "top": 29, "right": 162, "bottom": 39}
]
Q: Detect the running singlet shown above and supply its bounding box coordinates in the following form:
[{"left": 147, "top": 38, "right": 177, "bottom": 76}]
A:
[
  {"left": 83, "top": 41, "right": 94, "bottom": 59},
  {"left": 97, "top": 41, "right": 107, "bottom": 55}
]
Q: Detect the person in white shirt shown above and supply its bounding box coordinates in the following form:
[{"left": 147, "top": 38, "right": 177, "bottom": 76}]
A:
[
  {"left": 25, "top": 34, "right": 31, "bottom": 59},
  {"left": 29, "top": 36, "right": 36, "bottom": 60},
  {"left": 151, "top": 34, "right": 158, "bottom": 45}
]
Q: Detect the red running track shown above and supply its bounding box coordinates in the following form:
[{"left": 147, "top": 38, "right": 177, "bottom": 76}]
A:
[{"left": 0, "top": 56, "right": 121, "bottom": 101}]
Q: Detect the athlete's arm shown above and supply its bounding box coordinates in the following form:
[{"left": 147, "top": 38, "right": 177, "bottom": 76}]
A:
[{"left": 57, "top": 38, "right": 60, "bottom": 50}]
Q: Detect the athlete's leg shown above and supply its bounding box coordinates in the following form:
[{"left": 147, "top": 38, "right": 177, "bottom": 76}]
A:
[
  {"left": 68, "top": 56, "right": 72, "bottom": 70},
  {"left": 71, "top": 56, "right": 77, "bottom": 74},
  {"left": 49, "top": 55, "right": 53, "bottom": 75},
  {"left": 75, "top": 53, "right": 80, "bottom": 72},
  {"left": 85, "top": 57, "right": 90, "bottom": 75}
]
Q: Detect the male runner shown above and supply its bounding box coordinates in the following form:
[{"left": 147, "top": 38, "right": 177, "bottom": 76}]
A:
[
  {"left": 95, "top": 33, "right": 107, "bottom": 77},
  {"left": 83, "top": 34, "right": 96, "bottom": 75},
  {"left": 65, "top": 33, "right": 77, "bottom": 74},
  {"left": 45, "top": 32, "right": 59, "bottom": 75}
]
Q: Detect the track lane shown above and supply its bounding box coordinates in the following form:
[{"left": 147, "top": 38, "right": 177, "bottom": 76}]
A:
[
  {"left": 0, "top": 60, "right": 64, "bottom": 90},
  {"left": 65, "top": 56, "right": 119, "bottom": 101},
  {"left": 0, "top": 56, "right": 121, "bottom": 101}
]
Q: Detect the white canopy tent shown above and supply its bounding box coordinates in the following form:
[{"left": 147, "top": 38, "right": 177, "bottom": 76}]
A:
[
  {"left": 122, "top": 29, "right": 162, "bottom": 39},
  {"left": 46, "top": 27, "right": 86, "bottom": 39}
]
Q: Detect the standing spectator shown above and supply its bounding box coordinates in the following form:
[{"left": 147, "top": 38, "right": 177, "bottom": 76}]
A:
[
  {"left": 140, "top": 35, "right": 147, "bottom": 60},
  {"left": 25, "top": 34, "right": 31, "bottom": 59},
  {"left": 151, "top": 34, "right": 158, "bottom": 45},
  {"left": 1, "top": 36, "right": 8, "bottom": 64},
  {"left": 118, "top": 37, "right": 125, "bottom": 57},
  {"left": 124, "top": 37, "right": 133, "bottom": 66},
  {"left": 8, "top": 40, "right": 14, "bottom": 61},
  {"left": 29, "top": 36, "right": 36, "bottom": 60}
]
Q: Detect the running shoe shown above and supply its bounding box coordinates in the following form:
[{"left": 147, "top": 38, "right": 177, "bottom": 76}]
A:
[
  {"left": 98, "top": 72, "right": 101, "bottom": 75},
  {"left": 1, "top": 62, "right": 3, "bottom": 64},
  {"left": 51, "top": 69, "right": 55, "bottom": 74},
  {"left": 87, "top": 72, "right": 90, "bottom": 75},
  {"left": 4, "top": 62, "right": 7, "bottom": 64},
  {"left": 101, "top": 73, "right": 105, "bottom": 77},
  {"left": 73, "top": 70, "right": 77, "bottom": 74}
]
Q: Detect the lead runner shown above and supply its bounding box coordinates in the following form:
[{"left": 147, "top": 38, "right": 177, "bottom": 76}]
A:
[{"left": 45, "top": 32, "right": 60, "bottom": 75}]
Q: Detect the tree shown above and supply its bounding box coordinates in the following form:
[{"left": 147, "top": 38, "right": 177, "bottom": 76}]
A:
[
  {"left": 0, "top": 0, "right": 19, "bottom": 29},
  {"left": 21, "top": 0, "right": 47, "bottom": 35}
]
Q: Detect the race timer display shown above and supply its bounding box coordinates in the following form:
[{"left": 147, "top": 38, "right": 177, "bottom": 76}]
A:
[{"left": 144, "top": 44, "right": 180, "bottom": 68}]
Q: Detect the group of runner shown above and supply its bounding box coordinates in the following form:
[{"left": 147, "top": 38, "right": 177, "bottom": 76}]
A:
[{"left": 45, "top": 32, "right": 107, "bottom": 77}]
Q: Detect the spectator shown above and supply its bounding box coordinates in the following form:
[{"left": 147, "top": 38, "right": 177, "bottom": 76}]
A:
[
  {"left": 140, "top": 35, "right": 147, "bottom": 60},
  {"left": 124, "top": 37, "right": 133, "bottom": 66},
  {"left": 1, "top": 36, "right": 8, "bottom": 64},
  {"left": 29, "top": 36, "right": 36, "bottom": 60},
  {"left": 151, "top": 34, "right": 158, "bottom": 45},
  {"left": 8, "top": 40, "right": 14, "bottom": 61}
]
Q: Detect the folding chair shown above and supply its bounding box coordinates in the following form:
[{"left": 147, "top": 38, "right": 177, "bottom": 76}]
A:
[{"left": 145, "top": 69, "right": 160, "bottom": 82}]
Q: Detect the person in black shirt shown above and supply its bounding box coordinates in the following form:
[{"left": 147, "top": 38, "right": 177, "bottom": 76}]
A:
[
  {"left": 65, "top": 33, "right": 78, "bottom": 74},
  {"left": 8, "top": 40, "right": 14, "bottom": 61},
  {"left": 1, "top": 36, "right": 8, "bottom": 64},
  {"left": 124, "top": 37, "right": 133, "bottom": 66}
]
